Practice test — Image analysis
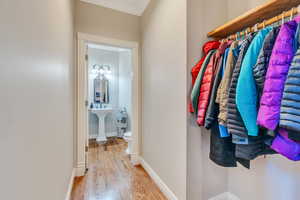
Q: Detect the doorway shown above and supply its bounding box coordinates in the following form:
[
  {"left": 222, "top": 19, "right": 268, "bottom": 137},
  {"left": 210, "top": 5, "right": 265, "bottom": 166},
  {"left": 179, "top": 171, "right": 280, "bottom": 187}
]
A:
[{"left": 76, "top": 33, "right": 140, "bottom": 176}]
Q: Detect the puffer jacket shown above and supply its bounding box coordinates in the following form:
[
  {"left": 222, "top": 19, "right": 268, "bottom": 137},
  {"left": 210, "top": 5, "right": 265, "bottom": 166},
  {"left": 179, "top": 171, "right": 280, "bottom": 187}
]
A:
[
  {"left": 204, "top": 54, "right": 224, "bottom": 129},
  {"left": 205, "top": 43, "right": 232, "bottom": 129},
  {"left": 280, "top": 28, "right": 300, "bottom": 141},
  {"left": 253, "top": 27, "right": 280, "bottom": 98},
  {"left": 191, "top": 50, "right": 216, "bottom": 115},
  {"left": 197, "top": 42, "right": 229, "bottom": 126},
  {"left": 217, "top": 41, "right": 239, "bottom": 126},
  {"left": 258, "top": 15, "right": 300, "bottom": 131},
  {"left": 236, "top": 27, "right": 272, "bottom": 136},
  {"left": 191, "top": 41, "right": 221, "bottom": 85},
  {"left": 271, "top": 129, "right": 300, "bottom": 161},
  {"left": 227, "top": 34, "right": 256, "bottom": 137},
  {"left": 190, "top": 41, "right": 221, "bottom": 113},
  {"left": 210, "top": 120, "right": 250, "bottom": 169}
]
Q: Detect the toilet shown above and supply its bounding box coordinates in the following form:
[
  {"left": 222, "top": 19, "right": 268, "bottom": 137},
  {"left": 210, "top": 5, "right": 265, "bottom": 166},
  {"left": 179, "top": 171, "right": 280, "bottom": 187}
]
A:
[{"left": 123, "top": 132, "right": 132, "bottom": 155}]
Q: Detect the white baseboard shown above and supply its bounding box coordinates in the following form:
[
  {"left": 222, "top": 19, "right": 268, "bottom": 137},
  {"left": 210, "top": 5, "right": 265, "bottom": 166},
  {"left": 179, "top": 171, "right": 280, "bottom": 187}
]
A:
[
  {"left": 139, "top": 157, "right": 178, "bottom": 200},
  {"left": 75, "top": 162, "right": 86, "bottom": 177},
  {"left": 65, "top": 168, "right": 76, "bottom": 200},
  {"left": 130, "top": 153, "right": 140, "bottom": 166},
  {"left": 209, "top": 192, "right": 240, "bottom": 200}
]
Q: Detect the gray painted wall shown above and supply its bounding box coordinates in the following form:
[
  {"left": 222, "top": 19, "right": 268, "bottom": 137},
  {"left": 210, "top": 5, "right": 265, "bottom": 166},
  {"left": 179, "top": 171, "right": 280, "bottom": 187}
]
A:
[
  {"left": 0, "top": 0, "right": 74, "bottom": 199},
  {"left": 75, "top": 0, "right": 140, "bottom": 42},
  {"left": 187, "top": 0, "right": 229, "bottom": 199},
  {"left": 141, "top": 0, "right": 187, "bottom": 199},
  {"left": 118, "top": 51, "right": 133, "bottom": 132}
]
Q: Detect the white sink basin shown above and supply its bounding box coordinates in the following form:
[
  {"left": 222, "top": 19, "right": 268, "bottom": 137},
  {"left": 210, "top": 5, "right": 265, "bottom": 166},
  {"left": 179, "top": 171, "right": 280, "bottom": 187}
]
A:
[{"left": 89, "top": 108, "right": 114, "bottom": 142}]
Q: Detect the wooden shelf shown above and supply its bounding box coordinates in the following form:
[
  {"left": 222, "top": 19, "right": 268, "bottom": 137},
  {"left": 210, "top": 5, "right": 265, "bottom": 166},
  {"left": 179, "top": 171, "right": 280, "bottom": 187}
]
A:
[{"left": 207, "top": 0, "right": 300, "bottom": 39}]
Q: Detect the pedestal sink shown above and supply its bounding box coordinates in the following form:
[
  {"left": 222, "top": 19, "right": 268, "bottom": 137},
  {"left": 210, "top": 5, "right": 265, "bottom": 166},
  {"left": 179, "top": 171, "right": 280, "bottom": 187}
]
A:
[{"left": 89, "top": 108, "right": 114, "bottom": 142}]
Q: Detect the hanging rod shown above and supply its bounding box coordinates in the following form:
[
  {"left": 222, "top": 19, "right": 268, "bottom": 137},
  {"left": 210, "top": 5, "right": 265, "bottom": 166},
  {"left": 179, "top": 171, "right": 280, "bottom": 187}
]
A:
[
  {"left": 226, "top": 7, "right": 299, "bottom": 40},
  {"left": 207, "top": 0, "right": 300, "bottom": 39}
]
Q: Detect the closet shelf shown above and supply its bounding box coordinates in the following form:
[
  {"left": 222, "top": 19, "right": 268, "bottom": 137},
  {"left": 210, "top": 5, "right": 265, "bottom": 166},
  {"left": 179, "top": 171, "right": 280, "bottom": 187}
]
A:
[{"left": 207, "top": 0, "right": 300, "bottom": 39}]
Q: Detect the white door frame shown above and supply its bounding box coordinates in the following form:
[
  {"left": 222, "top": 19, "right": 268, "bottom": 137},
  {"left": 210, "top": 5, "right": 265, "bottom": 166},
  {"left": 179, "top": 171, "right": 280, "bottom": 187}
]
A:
[{"left": 76, "top": 32, "right": 140, "bottom": 176}]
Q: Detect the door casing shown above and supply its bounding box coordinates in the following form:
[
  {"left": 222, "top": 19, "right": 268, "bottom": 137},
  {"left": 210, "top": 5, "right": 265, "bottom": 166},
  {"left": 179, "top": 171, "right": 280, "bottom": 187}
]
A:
[{"left": 76, "top": 32, "right": 141, "bottom": 176}]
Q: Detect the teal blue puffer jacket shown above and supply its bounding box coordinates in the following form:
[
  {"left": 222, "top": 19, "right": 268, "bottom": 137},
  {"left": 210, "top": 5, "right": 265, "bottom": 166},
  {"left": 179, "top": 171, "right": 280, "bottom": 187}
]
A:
[{"left": 236, "top": 27, "right": 272, "bottom": 136}]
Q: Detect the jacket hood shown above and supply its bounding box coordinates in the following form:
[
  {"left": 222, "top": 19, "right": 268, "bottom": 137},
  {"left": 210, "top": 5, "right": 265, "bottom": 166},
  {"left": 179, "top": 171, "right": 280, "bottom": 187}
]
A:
[{"left": 203, "top": 41, "right": 221, "bottom": 55}]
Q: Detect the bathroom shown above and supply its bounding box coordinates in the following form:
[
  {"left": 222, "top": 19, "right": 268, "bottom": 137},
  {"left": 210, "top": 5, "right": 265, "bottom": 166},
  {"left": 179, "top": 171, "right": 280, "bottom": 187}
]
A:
[{"left": 87, "top": 43, "right": 133, "bottom": 153}]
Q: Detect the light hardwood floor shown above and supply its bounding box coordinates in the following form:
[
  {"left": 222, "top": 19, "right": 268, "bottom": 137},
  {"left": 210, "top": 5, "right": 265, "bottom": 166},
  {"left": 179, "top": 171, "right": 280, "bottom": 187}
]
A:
[{"left": 71, "top": 138, "right": 167, "bottom": 200}]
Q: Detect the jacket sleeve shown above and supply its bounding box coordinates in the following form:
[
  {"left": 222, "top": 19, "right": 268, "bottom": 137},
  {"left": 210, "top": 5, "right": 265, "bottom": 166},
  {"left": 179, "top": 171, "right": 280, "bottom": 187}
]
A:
[
  {"left": 204, "top": 58, "right": 223, "bottom": 129},
  {"left": 236, "top": 48, "right": 259, "bottom": 136}
]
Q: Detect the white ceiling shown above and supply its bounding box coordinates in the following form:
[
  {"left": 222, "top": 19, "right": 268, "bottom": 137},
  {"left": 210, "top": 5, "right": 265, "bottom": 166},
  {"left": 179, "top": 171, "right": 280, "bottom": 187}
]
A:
[{"left": 80, "top": 0, "right": 150, "bottom": 16}]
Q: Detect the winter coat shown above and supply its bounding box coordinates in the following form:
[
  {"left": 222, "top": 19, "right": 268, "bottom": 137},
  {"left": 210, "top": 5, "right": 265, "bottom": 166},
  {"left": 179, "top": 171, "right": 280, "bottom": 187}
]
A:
[
  {"left": 190, "top": 41, "right": 220, "bottom": 113},
  {"left": 191, "top": 41, "right": 221, "bottom": 85},
  {"left": 204, "top": 54, "right": 224, "bottom": 129},
  {"left": 280, "top": 26, "right": 300, "bottom": 141},
  {"left": 217, "top": 41, "right": 239, "bottom": 126},
  {"left": 196, "top": 42, "right": 229, "bottom": 126},
  {"left": 191, "top": 50, "right": 216, "bottom": 115},
  {"left": 210, "top": 120, "right": 250, "bottom": 168},
  {"left": 235, "top": 134, "right": 276, "bottom": 160},
  {"left": 236, "top": 27, "right": 272, "bottom": 136},
  {"left": 271, "top": 129, "right": 300, "bottom": 161},
  {"left": 253, "top": 27, "right": 280, "bottom": 98},
  {"left": 227, "top": 34, "right": 256, "bottom": 137},
  {"left": 257, "top": 15, "right": 300, "bottom": 131}
]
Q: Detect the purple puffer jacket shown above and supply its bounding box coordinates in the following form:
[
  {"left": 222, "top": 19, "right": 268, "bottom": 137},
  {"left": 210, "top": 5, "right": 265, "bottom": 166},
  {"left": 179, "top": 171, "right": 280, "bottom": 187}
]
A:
[
  {"left": 271, "top": 129, "right": 300, "bottom": 161},
  {"left": 257, "top": 15, "right": 300, "bottom": 130}
]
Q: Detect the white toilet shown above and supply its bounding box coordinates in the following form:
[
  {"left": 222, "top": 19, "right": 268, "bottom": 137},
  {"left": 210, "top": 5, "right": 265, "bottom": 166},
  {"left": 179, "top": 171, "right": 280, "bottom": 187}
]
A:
[{"left": 123, "top": 132, "right": 132, "bottom": 155}]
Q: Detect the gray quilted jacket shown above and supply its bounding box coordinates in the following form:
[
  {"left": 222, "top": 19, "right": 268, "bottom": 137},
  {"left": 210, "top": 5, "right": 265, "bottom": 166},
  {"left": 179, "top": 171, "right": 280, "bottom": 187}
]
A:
[
  {"left": 253, "top": 27, "right": 280, "bottom": 98},
  {"left": 227, "top": 33, "right": 255, "bottom": 137},
  {"left": 280, "top": 36, "right": 300, "bottom": 141}
]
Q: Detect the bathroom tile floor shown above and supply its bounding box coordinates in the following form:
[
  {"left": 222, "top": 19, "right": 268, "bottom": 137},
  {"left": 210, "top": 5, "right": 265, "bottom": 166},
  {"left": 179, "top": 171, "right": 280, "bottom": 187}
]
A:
[{"left": 71, "top": 138, "right": 167, "bottom": 200}]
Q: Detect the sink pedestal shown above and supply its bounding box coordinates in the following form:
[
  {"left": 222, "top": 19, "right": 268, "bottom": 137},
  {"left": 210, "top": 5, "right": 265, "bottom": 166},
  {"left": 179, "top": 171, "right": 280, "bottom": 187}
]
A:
[
  {"left": 89, "top": 108, "right": 114, "bottom": 142},
  {"left": 96, "top": 115, "right": 107, "bottom": 142}
]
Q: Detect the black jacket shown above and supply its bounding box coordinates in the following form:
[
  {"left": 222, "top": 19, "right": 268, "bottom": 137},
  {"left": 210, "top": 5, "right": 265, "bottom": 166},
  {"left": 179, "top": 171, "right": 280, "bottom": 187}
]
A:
[{"left": 210, "top": 121, "right": 250, "bottom": 168}]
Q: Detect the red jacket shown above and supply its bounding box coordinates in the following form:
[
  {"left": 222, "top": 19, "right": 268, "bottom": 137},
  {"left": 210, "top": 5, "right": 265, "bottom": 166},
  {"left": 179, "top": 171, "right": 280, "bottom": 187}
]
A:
[
  {"left": 196, "top": 42, "right": 230, "bottom": 126},
  {"left": 190, "top": 41, "right": 220, "bottom": 113}
]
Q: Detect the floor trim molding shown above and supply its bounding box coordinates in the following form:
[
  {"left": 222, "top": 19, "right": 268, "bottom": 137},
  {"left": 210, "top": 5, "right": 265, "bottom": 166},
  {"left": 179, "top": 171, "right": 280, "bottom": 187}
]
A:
[
  {"left": 208, "top": 192, "right": 240, "bottom": 200},
  {"left": 130, "top": 153, "right": 140, "bottom": 166},
  {"left": 75, "top": 163, "right": 86, "bottom": 177},
  {"left": 139, "top": 157, "right": 178, "bottom": 200},
  {"left": 65, "top": 168, "right": 76, "bottom": 200}
]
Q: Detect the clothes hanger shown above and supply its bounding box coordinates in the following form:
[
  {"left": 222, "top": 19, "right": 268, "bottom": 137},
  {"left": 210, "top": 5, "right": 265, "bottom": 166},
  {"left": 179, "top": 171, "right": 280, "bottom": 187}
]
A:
[
  {"left": 290, "top": 8, "right": 294, "bottom": 21},
  {"left": 282, "top": 11, "right": 285, "bottom": 25},
  {"left": 253, "top": 23, "right": 259, "bottom": 32}
]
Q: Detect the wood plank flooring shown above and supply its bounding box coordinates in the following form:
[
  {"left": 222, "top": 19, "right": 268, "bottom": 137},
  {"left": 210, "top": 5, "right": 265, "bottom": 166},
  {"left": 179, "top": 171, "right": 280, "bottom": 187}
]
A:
[{"left": 71, "top": 138, "right": 167, "bottom": 200}]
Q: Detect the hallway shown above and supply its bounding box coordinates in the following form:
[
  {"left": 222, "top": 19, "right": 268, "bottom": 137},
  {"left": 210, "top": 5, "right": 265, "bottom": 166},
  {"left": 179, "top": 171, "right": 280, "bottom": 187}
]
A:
[{"left": 71, "top": 139, "right": 167, "bottom": 200}]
